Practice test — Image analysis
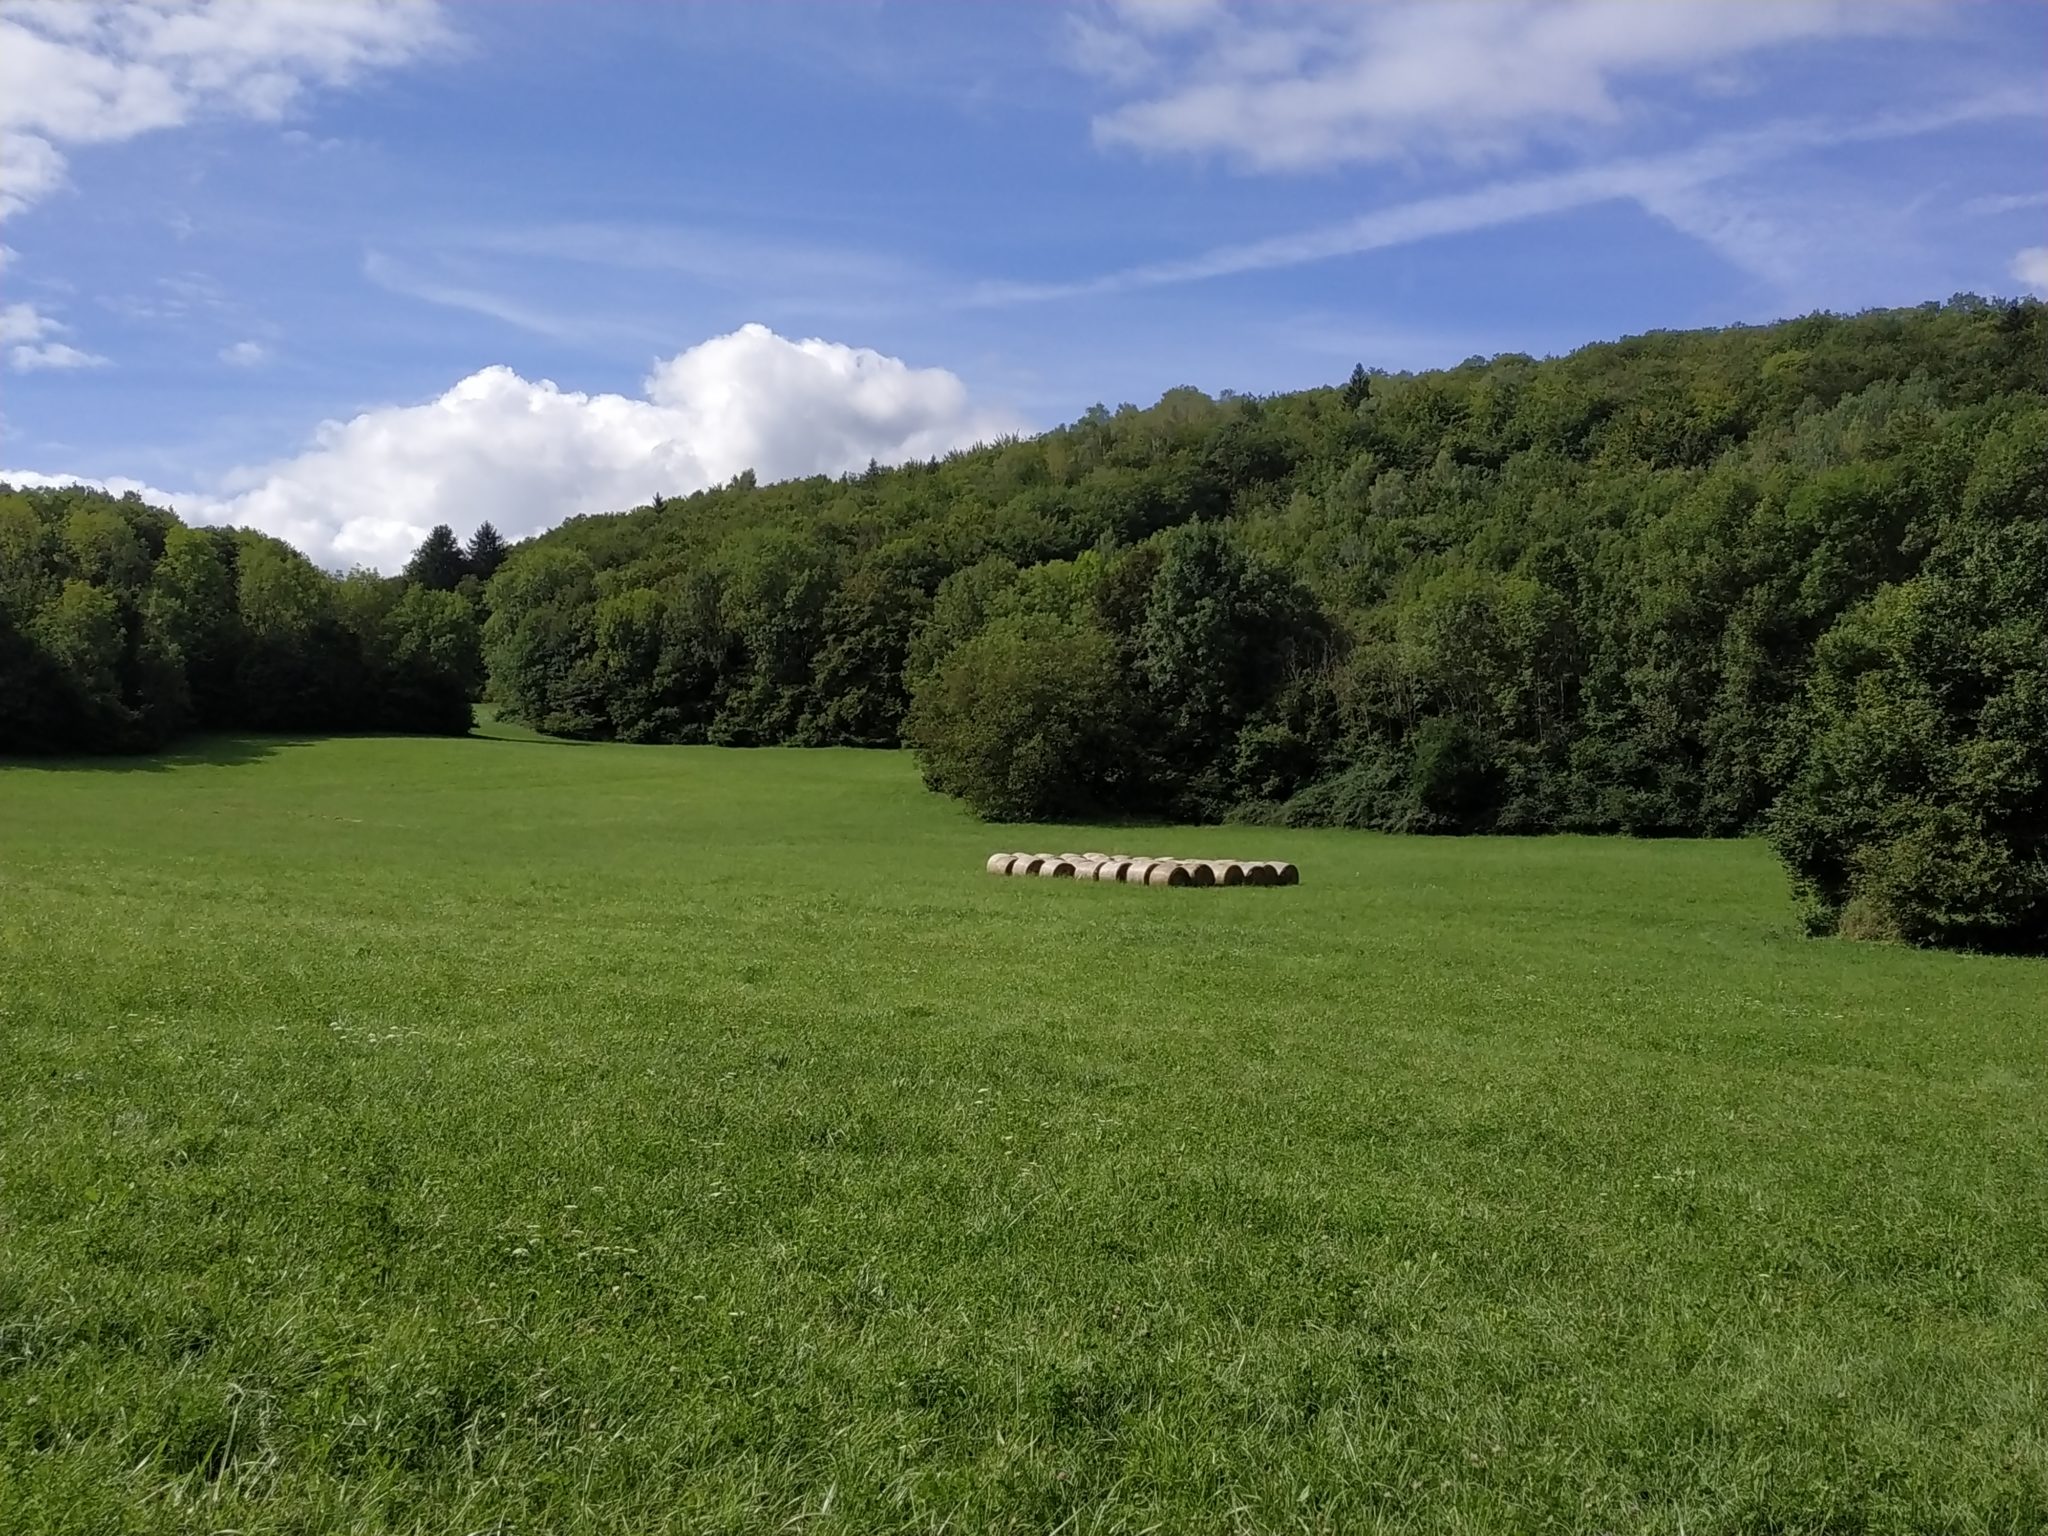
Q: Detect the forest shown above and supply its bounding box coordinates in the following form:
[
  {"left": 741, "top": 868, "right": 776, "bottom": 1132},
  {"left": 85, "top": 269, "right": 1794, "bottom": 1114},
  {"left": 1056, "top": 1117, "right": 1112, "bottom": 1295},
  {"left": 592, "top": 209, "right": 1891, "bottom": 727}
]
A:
[
  {"left": 0, "top": 503, "right": 500, "bottom": 747},
  {"left": 3, "top": 297, "right": 2042, "bottom": 950}
]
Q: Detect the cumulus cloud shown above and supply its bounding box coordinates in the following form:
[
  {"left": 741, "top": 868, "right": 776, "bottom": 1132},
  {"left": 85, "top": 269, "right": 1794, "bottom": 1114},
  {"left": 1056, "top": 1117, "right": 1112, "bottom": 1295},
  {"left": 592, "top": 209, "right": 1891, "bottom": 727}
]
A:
[
  {"left": 3, "top": 325, "right": 1024, "bottom": 573},
  {"left": 1079, "top": 0, "right": 1929, "bottom": 172},
  {"left": 0, "top": 0, "right": 448, "bottom": 219},
  {"left": 2014, "top": 247, "right": 2048, "bottom": 297},
  {"left": 219, "top": 338, "right": 268, "bottom": 366}
]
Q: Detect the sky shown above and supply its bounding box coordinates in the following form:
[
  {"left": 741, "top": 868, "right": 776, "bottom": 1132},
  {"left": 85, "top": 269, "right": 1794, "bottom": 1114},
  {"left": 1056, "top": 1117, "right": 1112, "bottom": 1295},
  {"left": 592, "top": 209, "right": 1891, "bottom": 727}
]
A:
[{"left": 1, "top": 0, "right": 2043, "bottom": 573}]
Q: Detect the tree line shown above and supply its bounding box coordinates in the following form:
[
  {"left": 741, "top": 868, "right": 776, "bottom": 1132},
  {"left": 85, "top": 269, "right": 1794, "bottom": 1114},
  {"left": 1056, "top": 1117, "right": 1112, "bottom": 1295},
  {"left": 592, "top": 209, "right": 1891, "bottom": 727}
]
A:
[
  {"left": 0, "top": 494, "right": 509, "bottom": 751},
  {"left": 479, "top": 298, "right": 2044, "bottom": 951},
  {"left": 2, "top": 298, "right": 2039, "bottom": 950}
]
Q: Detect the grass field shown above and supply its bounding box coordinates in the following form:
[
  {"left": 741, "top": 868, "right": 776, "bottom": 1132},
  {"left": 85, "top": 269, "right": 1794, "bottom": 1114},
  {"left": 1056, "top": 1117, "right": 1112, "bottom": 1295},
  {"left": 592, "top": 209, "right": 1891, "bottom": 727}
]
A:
[{"left": 2, "top": 726, "right": 2043, "bottom": 1535}]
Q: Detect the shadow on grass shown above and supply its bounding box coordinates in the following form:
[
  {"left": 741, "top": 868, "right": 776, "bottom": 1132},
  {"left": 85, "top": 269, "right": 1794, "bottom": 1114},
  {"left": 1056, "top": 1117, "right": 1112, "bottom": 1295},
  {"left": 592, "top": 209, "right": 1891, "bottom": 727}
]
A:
[
  {"left": 468, "top": 722, "right": 597, "bottom": 747},
  {"left": 0, "top": 735, "right": 317, "bottom": 773}
]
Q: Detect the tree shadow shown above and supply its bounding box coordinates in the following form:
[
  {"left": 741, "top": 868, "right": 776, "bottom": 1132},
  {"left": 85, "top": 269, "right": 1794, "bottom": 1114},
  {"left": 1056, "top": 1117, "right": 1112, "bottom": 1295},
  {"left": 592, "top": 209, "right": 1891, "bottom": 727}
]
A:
[
  {"left": 0, "top": 735, "right": 314, "bottom": 773},
  {"left": 468, "top": 731, "right": 599, "bottom": 747}
]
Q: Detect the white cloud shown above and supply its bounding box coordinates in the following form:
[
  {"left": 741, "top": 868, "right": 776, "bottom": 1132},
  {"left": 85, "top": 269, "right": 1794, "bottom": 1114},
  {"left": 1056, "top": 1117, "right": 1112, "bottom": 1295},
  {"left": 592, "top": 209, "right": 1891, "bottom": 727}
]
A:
[
  {"left": 0, "top": 468, "right": 185, "bottom": 503},
  {"left": 219, "top": 338, "right": 268, "bottom": 366},
  {"left": 0, "top": 299, "right": 56, "bottom": 344},
  {"left": 2, "top": 324, "right": 1023, "bottom": 573},
  {"left": 0, "top": 130, "right": 67, "bottom": 218},
  {"left": 0, "top": 297, "right": 109, "bottom": 368},
  {"left": 9, "top": 339, "right": 109, "bottom": 370},
  {"left": 2014, "top": 247, "right": 2048, "bottom": 297},
  {"left": 0, "top": 0, "right": 448, "bottom": 219},
  {"left": 1080, "top": 0, "right": 1930, "bottom": 172}
]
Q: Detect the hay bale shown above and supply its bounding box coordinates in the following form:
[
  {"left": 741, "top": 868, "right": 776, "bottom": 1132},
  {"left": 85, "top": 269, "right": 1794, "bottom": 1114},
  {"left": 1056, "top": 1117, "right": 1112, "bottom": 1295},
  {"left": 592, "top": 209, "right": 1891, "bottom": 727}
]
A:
[
  {"left": 986, "top": 852, "right": 1018, "bottom": 875},
  {"left": 1144, "top": 861, "right": 1192, "bottom": 887},
  {"left": 1206, "top": 860, "right": 1247, "bottom": 886},
  {"left": 1241, "top": 861, "right": 1278, "bottom": 887},
  {"left": 1013, "top": 855, "right": 1045, "bottom": 877},
  {"left": 1038, "top": 858, "right": 1077, "bottom": 878},
  {"left": 1096, "top": 859, "right": 1133, "bottom": 882},
  {"left": 1271, "top": 861, "right": 1300, "bottom": 885},
  {"left": 1180, "top": 860, "right": 1217, "bottom": 887}
]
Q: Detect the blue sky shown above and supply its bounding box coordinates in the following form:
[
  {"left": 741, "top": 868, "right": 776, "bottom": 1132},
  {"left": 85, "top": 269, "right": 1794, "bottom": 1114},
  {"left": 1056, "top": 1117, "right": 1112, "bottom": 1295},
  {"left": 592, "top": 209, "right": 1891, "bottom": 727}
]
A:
[{"left": 2, "top": 0, "right": 2043, "bottom": 570}]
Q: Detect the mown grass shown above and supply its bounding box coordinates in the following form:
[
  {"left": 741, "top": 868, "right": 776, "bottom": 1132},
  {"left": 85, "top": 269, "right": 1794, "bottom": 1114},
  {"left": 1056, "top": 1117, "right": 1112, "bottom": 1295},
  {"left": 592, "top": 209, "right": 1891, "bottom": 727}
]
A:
[{"left": 1, "top": 727, "right": 2043, "bottom": 1534}]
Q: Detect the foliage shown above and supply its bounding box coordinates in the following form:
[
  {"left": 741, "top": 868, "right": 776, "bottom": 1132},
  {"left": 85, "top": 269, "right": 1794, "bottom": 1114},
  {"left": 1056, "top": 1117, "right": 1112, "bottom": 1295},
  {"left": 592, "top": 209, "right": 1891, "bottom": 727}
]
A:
[
  {"left": 475, "top": 298, "right": 2042, "bottom": 946},
  {"left": 403, "top": 523, "right": 471, "bottom": 591},
  {"left": 464, "top": 519, "right": 510, "bottom": 582},
  {"left": 5, "top": 299, "right": 2041, "bottom": 945},
  {"left": 903, "top": 612, "right": 1130, "bottom": 820},
  {"left": 1769, "top": 408, "right": 2048, "bottom": 951},
  {"left": 0, "top": 486, "right": 483, "bottom": 753}
]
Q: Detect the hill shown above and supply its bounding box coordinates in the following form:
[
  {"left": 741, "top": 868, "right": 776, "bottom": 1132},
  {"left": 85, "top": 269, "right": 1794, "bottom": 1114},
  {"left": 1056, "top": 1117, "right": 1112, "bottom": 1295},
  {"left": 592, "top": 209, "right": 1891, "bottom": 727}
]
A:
[
  {"left": 4, "top": 298, "right": 2042, "bottom": 948},
  {"left": 488, "top": 298, "right": 2046, "bottom": 948}
]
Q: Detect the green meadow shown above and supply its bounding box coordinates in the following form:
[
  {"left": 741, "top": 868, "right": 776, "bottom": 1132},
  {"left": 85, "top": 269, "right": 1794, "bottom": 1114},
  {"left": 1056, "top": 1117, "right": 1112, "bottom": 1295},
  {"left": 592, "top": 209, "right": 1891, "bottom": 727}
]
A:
[{"left": 2, "top": 727, "right": 2042, "bottom": 1535}]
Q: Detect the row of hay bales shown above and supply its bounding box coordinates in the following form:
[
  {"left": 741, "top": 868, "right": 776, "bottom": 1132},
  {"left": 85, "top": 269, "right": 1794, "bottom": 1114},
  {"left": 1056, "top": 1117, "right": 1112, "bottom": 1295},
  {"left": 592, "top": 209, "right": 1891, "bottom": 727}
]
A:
[{"left": 986, "top": 852, "right": 1300, "bottom": 887}]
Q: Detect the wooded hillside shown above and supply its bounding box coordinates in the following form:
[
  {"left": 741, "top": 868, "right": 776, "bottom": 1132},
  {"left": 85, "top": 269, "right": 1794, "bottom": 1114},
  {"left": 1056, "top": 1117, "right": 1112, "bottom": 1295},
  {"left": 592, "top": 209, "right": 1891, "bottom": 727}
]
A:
[
  {"left": 484, "top": 298, "right": 2045, "bottom": 948},
  {"left": 4, "top": 297, "right": 2041, "bottom": 949}
]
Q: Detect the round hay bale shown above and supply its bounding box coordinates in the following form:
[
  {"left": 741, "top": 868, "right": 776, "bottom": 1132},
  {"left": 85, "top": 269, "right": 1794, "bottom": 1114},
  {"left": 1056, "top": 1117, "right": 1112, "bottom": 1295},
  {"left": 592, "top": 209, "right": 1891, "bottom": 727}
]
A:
[
  {"left": 1014, "top": 855, "right": 1045, "bottom": 876},
  {"left": 1241, "top": 861, "right": 1278, "bottom": 886},
  {"left": 1180, "top": 860, "right": 1217, "bottom": 887},
  {"left": 1272, "top": 862, "right": 1299, "bottom": 885},
  {"left": 1038, "top": 858, "right": 1076, "bottom": 878},
  {"left": 1082, "top": 851, "right": 1107, "bottom": 861},
  {"left": 1144, "top": 861, "right": 1192, "bottom": 887},
  {"left": 1097, "top": 859, "right": 1132, "bottom": 883},
  {"left": 986, "top": 852, "right": 1018, "bottom": 875},
  {"left": 1207, "top": 860, "right": 1247, "bottom": 886}
]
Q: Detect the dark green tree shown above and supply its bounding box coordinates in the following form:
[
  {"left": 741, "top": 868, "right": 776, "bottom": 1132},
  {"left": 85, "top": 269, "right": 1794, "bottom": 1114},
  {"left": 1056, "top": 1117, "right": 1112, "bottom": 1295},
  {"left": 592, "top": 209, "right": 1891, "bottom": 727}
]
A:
[
  {"left": 465, "top": 521, "right": 510, "bottom": 582},
  {"left": 481, "top": 546, "right": 603, "bottom": 735},
  {"left": 1769, "top": 409, "right": 2048, "bottom": 950},
  {"left": 1341, "top": 363, "right": 1373, "bottom": 411},
  {"left": 404, "top": 524, "right": 469, "bottom": 591},
  {"left": 904, "top": 613, "right": 1132, "bottom": 821}
]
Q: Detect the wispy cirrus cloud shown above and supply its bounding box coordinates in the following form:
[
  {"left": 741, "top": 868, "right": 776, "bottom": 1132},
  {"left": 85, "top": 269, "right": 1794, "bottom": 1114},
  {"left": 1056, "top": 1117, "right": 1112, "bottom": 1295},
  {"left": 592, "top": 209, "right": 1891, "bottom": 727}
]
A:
[
  {"left": 1074, "top": 0, "right": 1937, "bottom": 173},
  {"left": 361, "top": 249, "right": 618, "bottom": 344},
  {"left": 972, "top": 89, "right": 2035, "bottom": 306},
  {"left": 1965, "top": 190, "right": 2048, "bottom": 217}
]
